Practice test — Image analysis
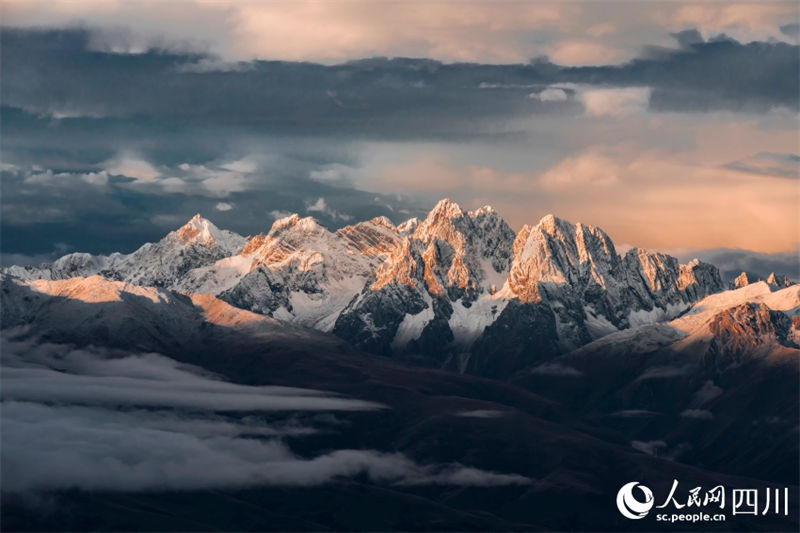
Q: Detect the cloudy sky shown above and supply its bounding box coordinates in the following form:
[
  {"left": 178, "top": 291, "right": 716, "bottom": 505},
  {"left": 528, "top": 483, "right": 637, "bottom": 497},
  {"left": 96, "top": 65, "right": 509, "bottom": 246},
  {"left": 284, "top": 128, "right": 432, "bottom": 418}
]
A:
[{"left": 1, "top": 0, "right": 798, "bottom": 265}]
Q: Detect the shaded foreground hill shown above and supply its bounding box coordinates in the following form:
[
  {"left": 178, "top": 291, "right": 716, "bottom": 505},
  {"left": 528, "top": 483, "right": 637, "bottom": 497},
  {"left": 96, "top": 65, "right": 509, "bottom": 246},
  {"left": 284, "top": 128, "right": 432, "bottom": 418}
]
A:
[{"left": 1, "top": 275, "right": 798, "bottom": 531}]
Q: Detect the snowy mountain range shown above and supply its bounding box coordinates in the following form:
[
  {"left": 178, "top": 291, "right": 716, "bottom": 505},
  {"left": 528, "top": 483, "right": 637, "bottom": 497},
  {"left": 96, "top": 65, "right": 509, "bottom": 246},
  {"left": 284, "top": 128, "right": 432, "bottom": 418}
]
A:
[
  {"left": 4, "top": 198, "right": 796, "bottom": 377},
  {"left": 2, "top": 200, "right": 799, "bottom": 531}
]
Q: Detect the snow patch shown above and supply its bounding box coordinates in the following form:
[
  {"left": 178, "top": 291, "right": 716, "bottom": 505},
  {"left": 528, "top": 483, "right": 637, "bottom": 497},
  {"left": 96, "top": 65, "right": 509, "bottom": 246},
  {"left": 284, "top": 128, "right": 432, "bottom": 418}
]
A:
[
  {"left": 286, "top": 276, "right": 368, "bottom": 332},
  {"left": 583, "top": 305, "right": 618, "bottom": 338},
  {"left": 177, "top": 254, "right": 253, "bottom": 294},
  {"left": 448, "top": 295, "right": 508, "bottom": 347},
  {"left": 627, "top": 302, "right": 689, "bottom": 328},
  {"left": 392, "top": 294, "right": 434, "bottom": 351}
]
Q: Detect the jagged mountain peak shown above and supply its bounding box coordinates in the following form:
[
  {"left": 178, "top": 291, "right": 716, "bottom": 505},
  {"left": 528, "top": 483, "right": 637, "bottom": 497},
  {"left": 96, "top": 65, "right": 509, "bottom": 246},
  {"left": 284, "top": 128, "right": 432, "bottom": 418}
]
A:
[
  {"left": 734, "top": 271, "right": 750, "bottom": 288},
  {"left": 467, "top": 205, "right": 496, "bottom": 217},
  {"left": 527, "top": 215, "right": 617, "bottom": 259},
  {"left": 268, "top": 213, "right": 325, "bottom": 235},
  {"left": 536, "top": 213, "right": 572, "bottom": 233},
  {"left": 764, "top": 272, "right": 793, "bottom": 288},
  {"left": 513, "top": 215, "right": 619, "bottom": 278},
  {"left": 683, "top": 257, "right": 701, "bottom": 268},
  {"left": 413, "top": 199, "right": 464, "bottom": 242},
  {"left": 176, "top": 214, "right": 216, "bottom": 244},
  {"left": 429, "top": 198, "right": 464, "bottom": 218},
  {"left": 397, "top": 217, "right": 419, "bottom": 234},
  {"left": 414, "top": 199, "right": 510, "bottom": 244},
  {"left": 369, "top": 216, "right": 395, "bottom": 229},
  {"left": 420, "top": 199, "right": 500, "bottom": 226},
  {"left": 3, "top": 199, "right": 732, "bottom": 365}
]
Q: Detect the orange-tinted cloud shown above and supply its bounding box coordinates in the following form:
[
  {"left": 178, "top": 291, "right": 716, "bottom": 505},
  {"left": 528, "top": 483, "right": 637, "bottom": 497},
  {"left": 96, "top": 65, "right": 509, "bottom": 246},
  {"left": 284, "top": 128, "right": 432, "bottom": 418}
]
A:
[{"left": 4, "top": 0, "right": 796, "bottom": 63}]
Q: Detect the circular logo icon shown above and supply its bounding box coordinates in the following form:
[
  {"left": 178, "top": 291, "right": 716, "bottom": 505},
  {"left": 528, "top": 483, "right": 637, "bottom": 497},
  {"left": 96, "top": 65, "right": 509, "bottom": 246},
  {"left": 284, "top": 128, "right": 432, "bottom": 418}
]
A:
[{"left": 616, "top": 481, "right": 654, "bottom": 520}]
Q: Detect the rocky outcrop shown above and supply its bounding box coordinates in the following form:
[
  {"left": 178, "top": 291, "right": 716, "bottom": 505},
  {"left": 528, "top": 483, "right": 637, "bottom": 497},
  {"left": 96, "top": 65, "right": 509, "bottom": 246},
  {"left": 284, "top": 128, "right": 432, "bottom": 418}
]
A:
[
  {"left": 503, "top": 216, "right": 722, "bottom": 349},
  {"left": 333, "top": 199, "right": 516, "bottom": 357},
  {"left": 766, "top": 272, "right": 793, "bottom": 289},
  {"left": 733, "top": 271, "right": 750, "bottom": 289},
  {"left": 705, "top": 302, "right": 798, "bottom": 370}
]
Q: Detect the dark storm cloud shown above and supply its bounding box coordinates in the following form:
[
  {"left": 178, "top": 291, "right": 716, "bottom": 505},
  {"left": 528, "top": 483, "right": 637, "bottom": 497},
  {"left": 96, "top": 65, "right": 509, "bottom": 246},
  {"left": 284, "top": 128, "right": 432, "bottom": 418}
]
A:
[
  {"left": 2, "top": 27, "right": 796, "bottom": 130},
  {"left": 0, "top": 28, "right": 577, "bottom": 141},
  {"left": 566, "top": 35, "right": 799, "bottom": 112},
  {"left": 1, "top": 26, "right": 798, "bottom": 259},
  {"left": 780, "top": 23, "right": 800, "bottom": 38}
]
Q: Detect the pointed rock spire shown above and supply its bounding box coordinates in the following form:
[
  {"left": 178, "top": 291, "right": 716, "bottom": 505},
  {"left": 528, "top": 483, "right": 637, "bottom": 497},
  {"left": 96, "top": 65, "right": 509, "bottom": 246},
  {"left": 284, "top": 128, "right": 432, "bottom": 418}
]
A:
[{"left": 176, "top": 214, "right": 221, "bottom": 246}]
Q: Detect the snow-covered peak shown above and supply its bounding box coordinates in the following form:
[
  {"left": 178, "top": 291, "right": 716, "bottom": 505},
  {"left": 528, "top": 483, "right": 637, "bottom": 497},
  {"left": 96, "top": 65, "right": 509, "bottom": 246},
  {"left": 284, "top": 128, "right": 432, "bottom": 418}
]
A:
[
  {"left": 237, "top": 212, "right": 380, "bottom": 291},
  {"left": 535, "top": 213, "right": 576, "bottom": 239},
  {"left": 268, "top": 214, "right": 325, "bottom": 236},
  {"left": 678, "top": 258, "right": 725, "bottom": 301},
  {"left": 511, "top": 215, "right": 620, "bottom": 292},
  {"left": 414, "top": 199, "right": 510, "bottom": 251},
  {"left": 413, "top": 199, "right": 465, "bottom": 243},
  {"left": 370, "top": 216, "right": 395, "bottom": 229},
  {"left": 176, "top": 214, "right": 217, "bottom": 245},
  {"left": 172, "top": 214, "right": 245, "bottom": 255},
  {"left": 397, "top": 217, "right": 419, "bottom": 234},
  {"left": 506, "top": 216, "right": 724, "bottom": 345},
  {"left": 371, "top": 199, "right": 514, "bottom": 301},
  {"left": 670, "top": 282, "right": 800, "bottom": 341},
  {"left": 468, "top": 205, "right": 495, "bottom": 217},
  {"left": 271, "top": 213, "right": 300, "bottom": 231},
  {"left": 430, "top": 198, "right": 464, "bottom": 218}
]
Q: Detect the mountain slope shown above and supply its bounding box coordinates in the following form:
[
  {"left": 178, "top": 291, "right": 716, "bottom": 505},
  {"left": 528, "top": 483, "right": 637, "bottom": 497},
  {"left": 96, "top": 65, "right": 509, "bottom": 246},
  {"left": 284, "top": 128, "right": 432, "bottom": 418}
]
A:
[
  {"left": 513, "top": 282, "right": 800, "bottom": 483},
  {"left": 2, "top": 273, "right": 796, "bottom": 532}
]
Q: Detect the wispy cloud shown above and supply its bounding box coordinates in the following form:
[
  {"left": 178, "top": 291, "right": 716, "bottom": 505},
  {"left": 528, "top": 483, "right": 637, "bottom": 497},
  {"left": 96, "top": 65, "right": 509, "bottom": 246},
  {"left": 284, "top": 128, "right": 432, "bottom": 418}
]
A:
[
  {"left": 723, "top": 152, "right": 799, "bottom": 180},
  {"left": 4, "top": 1, "right": 796, "bottom": 63},
  {"left": 1, "top": 340, "right": 383, "bottom": 412},
  {"left": 306, "top": 197, "right": 353, "bottom": 221}
]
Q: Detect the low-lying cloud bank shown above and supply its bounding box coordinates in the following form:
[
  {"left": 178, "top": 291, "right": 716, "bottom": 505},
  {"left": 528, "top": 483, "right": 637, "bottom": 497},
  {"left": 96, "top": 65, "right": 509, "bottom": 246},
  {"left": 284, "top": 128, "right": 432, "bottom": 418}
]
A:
[
  {"left": 2, "top": 401, "right": 529, "bottom": 492},
  {"left": 1, "top": 339, "right": 384, "bottom": 412},
  {"left": 0, "top": 338, "right": 531, "bottom": 493}
]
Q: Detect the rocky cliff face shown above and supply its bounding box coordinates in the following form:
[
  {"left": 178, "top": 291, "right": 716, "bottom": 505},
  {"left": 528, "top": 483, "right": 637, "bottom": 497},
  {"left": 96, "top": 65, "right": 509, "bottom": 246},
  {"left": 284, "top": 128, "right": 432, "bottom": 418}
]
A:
[
  {"left": 704, "top": 302, "right": 799, "bottom": 369},
  {"left": 3, "top": 199, "right": 737, "bottom": 375},
  {"left": 496, "top": 216, "right": 724, "bottom": 351},
  {"left": 334, "top": 200, "right": 516, "bottom": 362}
]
